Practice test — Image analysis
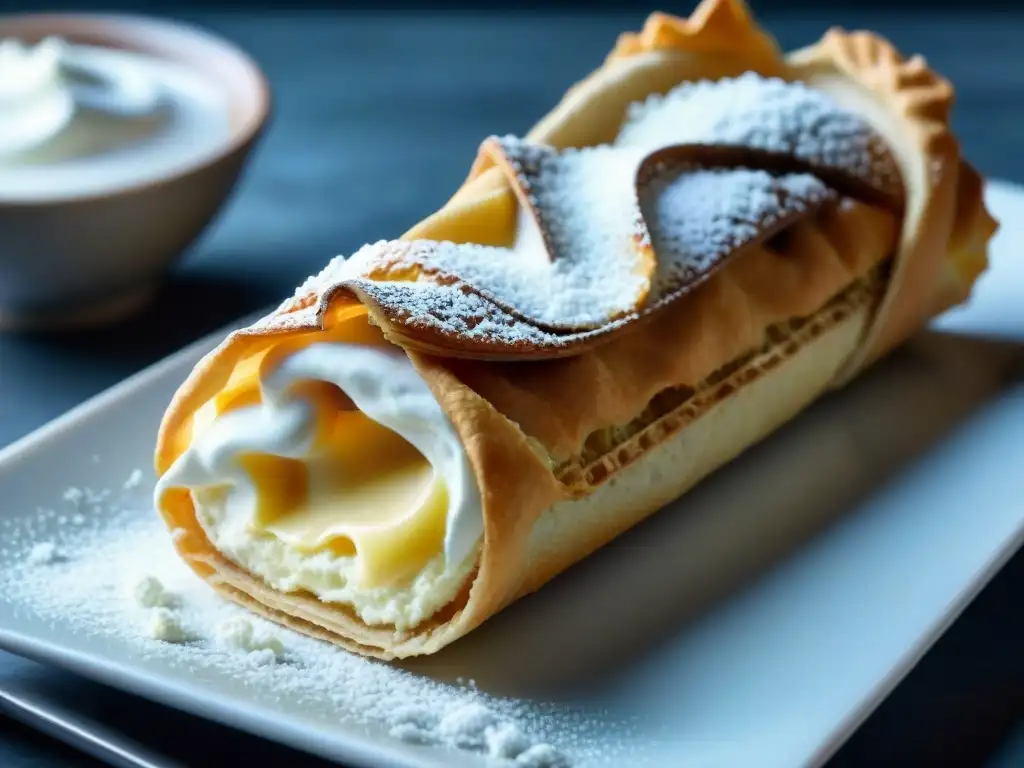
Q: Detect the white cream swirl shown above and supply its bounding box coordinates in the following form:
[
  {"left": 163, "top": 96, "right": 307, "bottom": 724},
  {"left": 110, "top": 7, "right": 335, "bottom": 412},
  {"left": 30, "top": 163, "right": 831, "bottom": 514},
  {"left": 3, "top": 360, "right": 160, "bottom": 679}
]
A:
[
  {"left": 0, "top": 38, "right": 74, "bottom": 157},
  {"left": 156, "top": 343, "right": 483, "bottom": 627}
]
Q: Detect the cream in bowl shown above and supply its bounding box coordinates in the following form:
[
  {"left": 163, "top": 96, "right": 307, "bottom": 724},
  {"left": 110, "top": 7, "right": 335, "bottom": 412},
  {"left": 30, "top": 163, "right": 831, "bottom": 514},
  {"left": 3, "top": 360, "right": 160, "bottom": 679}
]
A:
[
  {"left": 0, "top": 15, "right": 271, "bottom": 331},
  {"left": 0, "top": 37, "right": 75, "bottom": 158},
  {"left": 0, "top": 37, "right": 230, "bottom": 200}
]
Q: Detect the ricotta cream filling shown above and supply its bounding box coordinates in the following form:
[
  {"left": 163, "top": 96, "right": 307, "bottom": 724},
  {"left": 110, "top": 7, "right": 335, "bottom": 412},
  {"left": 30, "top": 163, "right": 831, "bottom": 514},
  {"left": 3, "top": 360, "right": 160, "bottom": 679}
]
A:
[{"left": 156, "top": 343, "right": 483, "bottom": 629}]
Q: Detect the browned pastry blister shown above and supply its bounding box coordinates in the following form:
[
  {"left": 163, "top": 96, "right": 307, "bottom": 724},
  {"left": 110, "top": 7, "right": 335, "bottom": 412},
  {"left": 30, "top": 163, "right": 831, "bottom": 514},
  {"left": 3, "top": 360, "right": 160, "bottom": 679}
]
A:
[{"left": 155, "top": 0, "right": 998, "bottom": 658}]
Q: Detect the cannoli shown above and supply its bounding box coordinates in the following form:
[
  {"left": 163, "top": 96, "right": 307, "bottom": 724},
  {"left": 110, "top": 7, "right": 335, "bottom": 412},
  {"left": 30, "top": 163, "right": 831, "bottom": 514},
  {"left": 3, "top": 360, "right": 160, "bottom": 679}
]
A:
[{"left": 154, "top": 0, "right": 997, "bottom": 658}]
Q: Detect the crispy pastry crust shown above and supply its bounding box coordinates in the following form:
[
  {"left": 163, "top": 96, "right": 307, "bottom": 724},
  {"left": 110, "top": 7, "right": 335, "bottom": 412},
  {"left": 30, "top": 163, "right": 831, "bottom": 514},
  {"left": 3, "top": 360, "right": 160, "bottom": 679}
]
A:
[{"left": 154, "top": 0, "right": 996, "bottom": 658}]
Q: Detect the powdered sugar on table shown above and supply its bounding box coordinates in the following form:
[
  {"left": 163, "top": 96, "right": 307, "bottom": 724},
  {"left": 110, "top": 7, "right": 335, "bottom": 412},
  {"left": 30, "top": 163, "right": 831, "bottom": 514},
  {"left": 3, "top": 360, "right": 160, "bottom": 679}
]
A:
[
  {"left": 0, "top": 480, "right": 638, "bottom": 767},
  {"left": 616, "top": 72, "right": 902, "bottom": 198}
]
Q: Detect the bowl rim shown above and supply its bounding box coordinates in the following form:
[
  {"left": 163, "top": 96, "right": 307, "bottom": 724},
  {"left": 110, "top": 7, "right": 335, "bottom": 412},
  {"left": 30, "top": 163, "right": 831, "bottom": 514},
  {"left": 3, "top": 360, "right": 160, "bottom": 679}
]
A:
[{"left": 0, "top": 12, "right": 273, "bottom": 208}]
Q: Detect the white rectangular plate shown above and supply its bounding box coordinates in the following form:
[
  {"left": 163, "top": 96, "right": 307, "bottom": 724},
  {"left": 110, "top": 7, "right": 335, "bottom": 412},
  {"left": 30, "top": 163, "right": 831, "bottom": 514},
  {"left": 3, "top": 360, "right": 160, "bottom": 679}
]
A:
[{"left": 0, "top": 181, "right": 1022, "bottom": 768}]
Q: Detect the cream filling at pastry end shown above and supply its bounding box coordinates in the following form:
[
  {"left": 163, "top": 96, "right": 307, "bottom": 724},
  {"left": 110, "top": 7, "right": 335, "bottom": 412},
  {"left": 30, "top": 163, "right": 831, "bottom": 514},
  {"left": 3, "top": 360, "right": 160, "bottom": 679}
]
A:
[{"left": 155, "top": 343, "right": 483, "bottom": 629}]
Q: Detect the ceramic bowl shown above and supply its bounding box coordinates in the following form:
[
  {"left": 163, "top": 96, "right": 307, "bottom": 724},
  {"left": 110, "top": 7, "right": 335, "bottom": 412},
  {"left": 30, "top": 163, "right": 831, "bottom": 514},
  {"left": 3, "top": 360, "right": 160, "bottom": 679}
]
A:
[{"left": 0, "top": 13, "right": 271, "bottom": 331}]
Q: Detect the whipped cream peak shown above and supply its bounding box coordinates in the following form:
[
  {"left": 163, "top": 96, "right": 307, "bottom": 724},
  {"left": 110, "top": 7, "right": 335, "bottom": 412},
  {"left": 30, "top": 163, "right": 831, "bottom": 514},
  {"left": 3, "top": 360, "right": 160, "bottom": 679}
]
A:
[
  {"left": 0, "top": 37, "right": 73, "bottom": 157},
  {"left": 0, "top": 37, "right": 65, "bottom": 99},
  {"left": 0, "top": 36, "right": 165, "bottom": 161}
]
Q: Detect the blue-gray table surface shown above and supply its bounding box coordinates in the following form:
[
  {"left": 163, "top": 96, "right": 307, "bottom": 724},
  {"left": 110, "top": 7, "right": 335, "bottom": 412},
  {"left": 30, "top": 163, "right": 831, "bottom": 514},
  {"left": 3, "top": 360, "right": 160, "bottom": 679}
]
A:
[{"left": 0, "top": 8, "right": 1022, "bottom": 767}]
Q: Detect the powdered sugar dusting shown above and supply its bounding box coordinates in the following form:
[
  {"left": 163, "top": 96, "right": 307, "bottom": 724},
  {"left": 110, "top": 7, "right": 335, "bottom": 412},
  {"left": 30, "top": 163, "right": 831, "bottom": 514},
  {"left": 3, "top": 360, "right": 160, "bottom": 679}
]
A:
[
  {"left": 353, "top": 278, "right": 558, "bottom": 345},
  {"left": 641, "top": 165, "right": 833, "bottom": 296},
  {"left": 350, "top": 274, "right": 635, "bottom": 356},
  {"left": 341, "top": 161, "right": 830, "bottom": 353},
  {"left": 416, "top": 139, "right": 649, "bottom": 329},
  {"left": 617, "top": 72, "right": 902, "bottom": 199},
  {"left": 123, "top": 468, "right": 144, "bottom": 490},
  {"left": 246, "top": 74, "right": 896, "bottom": 359},
  {"left": 0, "top": 490, "right": 637, "bottom": 766}
]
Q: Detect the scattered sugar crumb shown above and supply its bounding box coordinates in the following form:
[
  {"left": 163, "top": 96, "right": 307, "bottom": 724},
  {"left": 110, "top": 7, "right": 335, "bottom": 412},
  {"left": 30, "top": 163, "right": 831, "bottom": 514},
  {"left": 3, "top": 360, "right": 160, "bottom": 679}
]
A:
[
  {"left": 71, "top": 513, "right": 86, "bottom": 525},
  {"left": 487, "top": 721, "right": 533, "bottom": 759},
  {"left": 26, "top": 542, "right": 60, "bottom": 565},
  {"left": 245, "top": 648, "right": 278, "bottom": 667},
  {"left": 147, "top": 607, "right": 189, "bottom": 644},
  {"left": 389, "top": 705, "right": 442, "bottom": 745},
  {"left": 131, "top": 575, "right": 177, "bottom": 608},
  {"left": 123, "top": 469, "right": 144, "bottom": 490},
  {"left": 641, "top": 166, "right": 830, "bottom": 300},
  {"left": 617, "top": 72, "right": 901, "bottom": 196},
  {"left": 63, "top": 487, "right": 84, "bottom": 504},
  {"left": 215, "top": 616, "right": 284, "bottom": 661},
  {"left": 438, "top": 701, "right": 499, "bottom": 749},
  {"left": 516, "top": 743, "right": 572, "bottom": 768}
]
